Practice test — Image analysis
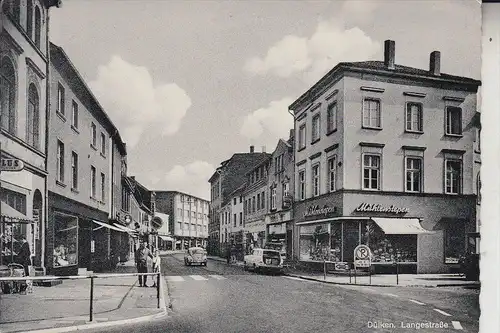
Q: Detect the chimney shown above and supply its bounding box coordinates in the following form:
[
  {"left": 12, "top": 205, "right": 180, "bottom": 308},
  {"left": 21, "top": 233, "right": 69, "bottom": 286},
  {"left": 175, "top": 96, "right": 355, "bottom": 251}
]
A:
[
  {"left": 250, "top": 145, "right": 255, "bottom": 153},
  {"left": 384, "top": 40, "right": 395, "bottom": 70},
  {"left": 261, "top": 146, "right": 266, "bottom": 153},
  {"left": 429, "top": 51, "right": 441, "bottom": 76}
]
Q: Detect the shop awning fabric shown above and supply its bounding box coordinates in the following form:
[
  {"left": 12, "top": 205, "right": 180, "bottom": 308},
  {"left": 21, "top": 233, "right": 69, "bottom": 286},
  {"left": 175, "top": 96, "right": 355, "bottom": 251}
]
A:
[
  {"left": 371, "top": 218, "right": 434, "bottom": 235},
  {"left": 93, "top": 220, "right": 127, "bottom": 232},
  {"left": 159, "top": 235, "right": 174, "bottom": 242},
  {"left": 1, "top": 202, "right": 33, "bottom": 224}
]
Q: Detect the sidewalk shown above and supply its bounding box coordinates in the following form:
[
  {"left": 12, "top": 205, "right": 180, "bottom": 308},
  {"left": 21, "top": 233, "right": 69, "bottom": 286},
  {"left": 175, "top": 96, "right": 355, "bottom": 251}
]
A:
[
  {"left": 0, "top": 259, "right": 167, "bottom": 333},
  {"left": 207, "top": 255, "right": 244, "bottom": 267}
]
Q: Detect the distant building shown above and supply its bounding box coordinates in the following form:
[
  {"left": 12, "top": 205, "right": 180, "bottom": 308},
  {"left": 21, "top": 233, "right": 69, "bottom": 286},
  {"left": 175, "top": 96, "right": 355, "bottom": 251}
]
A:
[
  {"left": 289, "top": 40, "right": 481, "bottom": 273},
  {"left": 154, "top": 191, "right": 209, "bottom": 250}
]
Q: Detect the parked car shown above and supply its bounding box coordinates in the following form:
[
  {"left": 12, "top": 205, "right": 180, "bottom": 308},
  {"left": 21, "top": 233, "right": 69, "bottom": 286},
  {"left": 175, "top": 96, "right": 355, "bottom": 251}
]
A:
[
  {"left": 264, "top": 242, "right": 287, "bottom": 261},
  {"left": 184, "top": 247, "right": 207, "bottom": 266},
  {"left": 244, "top": 248, "right": 283, "bottom": 274}
]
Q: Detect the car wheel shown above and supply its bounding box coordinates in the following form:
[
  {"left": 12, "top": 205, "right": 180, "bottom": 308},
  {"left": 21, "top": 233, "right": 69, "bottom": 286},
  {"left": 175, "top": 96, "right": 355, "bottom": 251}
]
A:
[
  {"left": 243, "top": 262, "right": 248, "bottom": 271},
  {"left": 253, "top": 264, "right": 257, "bottom": 273}
]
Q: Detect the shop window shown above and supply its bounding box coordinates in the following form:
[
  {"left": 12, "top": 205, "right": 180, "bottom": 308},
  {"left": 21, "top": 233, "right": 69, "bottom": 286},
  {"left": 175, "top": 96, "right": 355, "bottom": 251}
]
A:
[
  {"left": 299, "top": 224, "right": 330, "bottom": 261},
  {"left": 327, "top": 102, "right": 337, "bottom": 133},
  {"left": 53, "top": 213, "right": 78, "bottom": 267},
  {"left": 26, "top": 83, "right": 40, "bottom": 149},
  {"left": 444, "top": 221, "right": 465, "bottom": 264},
  {"left": 329, "top": 223, "right": 342, "bottom": 262},
  {"left": 312, "top": 163, "right": 320, "bottom": 197},
  {"left": 327, "top": 156, "right": 337, "bottom": 192},
  {"left": 298, "top": 170, "right": 306, "bottom": 200},
  {"left": 445, "top": 106, "right": 462, "bottom": 136},
  {"left": 1, "top": 56, "right": 17, "bottom": 134},
  {"left": 405, "top": 102, "right": 423, "bottom": 132},
  {"left": 363, "top": 154, "right": 381, "bottom": 190},
  {"left": 311, "top": 113, "right": 320, "bottom": 142},
  {"left": 362, "top": 98, "right": 381, "bottom": 129},
  {"left": 445, "top": 159, "right": 462, "bottom": 194},
  {"left": 405, "top": 157, "right": 422, "bottom": 192}
]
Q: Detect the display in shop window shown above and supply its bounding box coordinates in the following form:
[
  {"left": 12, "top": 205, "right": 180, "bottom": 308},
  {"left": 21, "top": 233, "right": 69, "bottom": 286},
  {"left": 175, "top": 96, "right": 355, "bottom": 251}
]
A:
[{"left": 53, "top": 213, "right": 78, "bottom": 267}]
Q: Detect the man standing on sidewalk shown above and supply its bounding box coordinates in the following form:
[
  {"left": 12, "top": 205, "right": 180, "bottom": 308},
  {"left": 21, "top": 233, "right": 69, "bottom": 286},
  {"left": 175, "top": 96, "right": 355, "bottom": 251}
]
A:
[{"left": 134, "top": 242, "right": 153, "bottom": 287}]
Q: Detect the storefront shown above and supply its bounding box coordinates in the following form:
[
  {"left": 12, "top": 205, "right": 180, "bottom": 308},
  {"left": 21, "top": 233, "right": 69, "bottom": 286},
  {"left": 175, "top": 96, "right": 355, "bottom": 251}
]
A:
[
  {"left": 294, "top": 192, "right": 476, "bottom": 274},
  {"left": 245, "top": 220, "right": 266, "bottom": 251}
]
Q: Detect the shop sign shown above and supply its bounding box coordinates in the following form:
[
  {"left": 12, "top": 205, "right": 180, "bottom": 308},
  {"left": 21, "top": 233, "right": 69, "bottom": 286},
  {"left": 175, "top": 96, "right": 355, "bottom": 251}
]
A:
[
  {"left": 0, "top": 158, "right": 24, "bottom": 172},
  {"left": 355, "top": 203, "right": 409, "bottom": 214},
  {"left": 334, "top": 262, "right": 350, "bottom": 271},
  {"left": 303, "top": 205, "right": 337, "bottom": 218},
  {"left": 91, "top": 240, "right": 95, "bottom": 253}
]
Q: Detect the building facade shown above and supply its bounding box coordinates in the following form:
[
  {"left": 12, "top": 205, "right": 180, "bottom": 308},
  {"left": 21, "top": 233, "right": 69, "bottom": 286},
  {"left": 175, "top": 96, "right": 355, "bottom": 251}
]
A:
[
  {"left": 154, "top": 191, "right": 208, "bottom": 250},
  {"left": 265, "top": 132, "right": 295, "bottom": 258},
  {"left": 208, "top": 147, "right": 270, "bottom": 256},
  {"left": 289, "top": 40, "right": 481, "bottom": 274},
  {"left": 0, "top": 0, "right": 60, "bottom": 272},
  {"left": 243, "top": 156, "right": 271, "bottom": 250}
]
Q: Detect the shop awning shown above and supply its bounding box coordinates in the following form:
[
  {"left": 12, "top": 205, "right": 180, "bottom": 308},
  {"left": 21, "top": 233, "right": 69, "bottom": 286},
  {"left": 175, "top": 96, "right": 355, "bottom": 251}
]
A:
[
  {"left": 112, "top": 223, "right": 138, "bottom": 234},
  {"left": 93, "top": 220, "right": 127, "bottom": 232},
  {"left": 371, "top": 218, "right": 434, "bottom": 235},
  {"left": 159, "top": 235, "right": 174, "bottom": 242},
  {"left": 1, "top": 202, "right": 33, "bottom": 224}
]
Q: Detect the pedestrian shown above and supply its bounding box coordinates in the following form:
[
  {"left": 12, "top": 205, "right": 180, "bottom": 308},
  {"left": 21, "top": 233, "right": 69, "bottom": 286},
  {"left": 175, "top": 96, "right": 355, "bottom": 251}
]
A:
[
  {"left": 230, "top": 244, "right": 237, "bottom": 264},
  {"left": 17, "top": 235, "right": 31, "bottom": 277},
  {"left": 226, "top": 243, "right": 231, "bottom": 264},
  {"left": 152, "top": 249, "right": 161, "bottom": 288},
  {"left": 134, "top": 241, "right": 153, "bottom": 287}
]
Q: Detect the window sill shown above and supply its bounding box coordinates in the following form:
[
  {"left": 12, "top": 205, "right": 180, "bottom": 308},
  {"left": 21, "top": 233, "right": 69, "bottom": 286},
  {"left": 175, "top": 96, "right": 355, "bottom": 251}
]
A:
[
  {"left": 71, "top": 125, "right": 80, "bottom": 134},
  {"left": 90, "top": 144, "right": 98, "bottom": 151},
  {"left": 56, "top": 112, "right": 67, "bottom": 122},
  {"left": 404, "top": 130, "right": 424, "bottom": 134},
  {"left": 405, "top": 190, "right": 422, "bottom": 194},
  {"left": 444, "top": 192, "right": 461, "bottom": 196},
  {"left": 474, "top": 150, "right": 481, "bottom": 154},
  {"left": 71, "top": 188, "right": 79, "bottom": 194},
  {"left": 361, "top": 188, "right": 381, "bottom": 192},
  {"left": 444, "top": 133, "right": 463, "bottom": 138},
  {"left": 297, "top": 146, "right": 306, "bottom": 152},
  {"left": 56, "top": 180, "right": 66, "bottom": 188},
  {"left": 310, "top": 138, "right": 320, "bottom": 145},
  {"left": 326, "top": 128, "right": 338, "bottom": 136},
  {"left": 362, "top": 126, "right": 383, "bottom": 131},
  {"left": 100, "top": 152, "right": 107, "bottom": 158}
]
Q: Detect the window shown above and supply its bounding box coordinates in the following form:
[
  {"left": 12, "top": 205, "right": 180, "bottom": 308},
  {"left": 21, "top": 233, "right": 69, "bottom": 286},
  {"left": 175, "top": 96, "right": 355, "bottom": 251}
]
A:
[
  {"left": 56, "top": 140, "right": 65, "bottom": 183},
  {"left": 327, "top": 102, "right": 337, "bottom": 133},
  {"left": 299, "top": 170, "right": 306, "bottom": 200},
  {"left": 444, "top": 221, "right": 465, "bottom": 264},
  {"left": 26, "top": 0, "right": 33, "bottom": 39},
  {"left": 239, "top": 212, "right": 243, "bottom": 226},
  {"left": 406, "top": 103, "right": 422, "bottom": 132},
  {"left": 257, "top": 193, "right": 261, "bottom": 210},
  {"left": 90, "top": 122, "right": 97, "bottom": 147},
  {"left": 362, "top": 98, "right": 381, "bottom": 128},
  {"left": 0, "top": 57, "right": 16, "bottom": 134},
  {"left": 53, "top": 213, "right": 78, "bottom": 267},
  {"left": 298, "top": 124, "right": 306, "bottom": 149},
  {"left": 233, "top": 198, "right": 237, "bottom": 205},
  {"left": 233, "top": 214, "right": 236, "bottom": 227},
  {"left": 275, "top": 155, "right": 283, "bottom": 173},
  {"left": 363, "top": 154, "right": 380, "bottom": 190},
  {"left": 72, "top": 100, "right": 78, "bottom": 129},
  {"left": 271, "top": 186, "right": 277, "bottom": 210},
  {"left": 261, "top": 191, "right": 265, "bottom": 209},
  {"left": 34, "top": 6, "right": 41, "bottom": 48},
  {"left": 71, "top": 152, "right": 78, "bottom": 190},
  {"left": 101, "top": 173, "right": 106, "bottom": 202},
  {"left": 90, "top": 166, "right": 96, "bottom": 198},
  {"left": 477, "top": 128, "right": 481, "bottom": 152},
  {"left": 445, "top": 160, "right": 462, "bottom": 194},
  {"left": 121, "top": 187, "right": 130, "bottom": 211},
  {"left": 312, "top": 164, "right": 320, "bottom": 197},
  {"left": 283, "top": 182, "right": 289, "bottom": 198},
  {"left": 100, "top": 132, "right": 106, "bottom": 155},
  {"left": 26, "top": 84, "right": 40, "bottom": 149},
  {"left": 57, "top": 83, "right": 65, "bottom": 116},
  {"left": 477, "top": 172, "right": 481, "bottom": 205},
  {"left": 252, "top": 196, "right": 256, "bottom": 212},
  {"left": 405, "top": 157, "right": 422, "bottom": 192},
  {"left": 445, "top": 106, "right": 462, "bottom": 135},
  {"left": 328, "top": 156, "right": 337, "bottom": 192},
  {"left": 312, "top": 114, "right": 321, "bottom": 142},
  {"left": 240, "top": 196, "right": 242, "bottom": 203}
]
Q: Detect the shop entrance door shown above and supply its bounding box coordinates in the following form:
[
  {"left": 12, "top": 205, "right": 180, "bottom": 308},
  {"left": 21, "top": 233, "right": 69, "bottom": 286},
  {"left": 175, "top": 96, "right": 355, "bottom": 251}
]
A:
[
  {"left": 343, "top": 222, "right": 359, "bottom": 262},
  {"left": 286, "top": 230, "right": 292, "bottom": 258},
  {"left": 78, "top": 220, "right": 91, "bottom": 269}
]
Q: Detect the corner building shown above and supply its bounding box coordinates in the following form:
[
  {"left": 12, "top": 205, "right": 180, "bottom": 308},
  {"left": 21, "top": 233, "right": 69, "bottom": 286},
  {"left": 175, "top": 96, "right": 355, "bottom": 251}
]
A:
[{"left": 289, "top": 40, "right": 481, "bottom": 274}]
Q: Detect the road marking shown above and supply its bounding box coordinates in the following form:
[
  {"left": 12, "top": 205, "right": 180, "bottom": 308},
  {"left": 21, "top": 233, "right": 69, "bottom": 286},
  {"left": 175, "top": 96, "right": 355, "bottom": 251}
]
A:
[
  {"left": 433, "top": 308, "right": 452, "bottom": 317},
  {"left": 208, "top": 275, "right": 227, "bottom": 280},
  {"left": 452, "top": 321, "right": 464, "bottom": 330},
  {"left": 283, "top": 276, "right": 316, "bottom": 282},
  {"left": 385, "top": 293, "right": 399, "bottom": 298},
  {"left": 409, "top": 299, "right": 426, "bottom": 305},
  {"left": 363, "top": 288, "right": 377, "bottom": 292},
  {"left": 165, "top": 276, "right": 185, "bottom": 282},
  {"left": 189, "top": 275, "right": 209, "bottom": 281}
]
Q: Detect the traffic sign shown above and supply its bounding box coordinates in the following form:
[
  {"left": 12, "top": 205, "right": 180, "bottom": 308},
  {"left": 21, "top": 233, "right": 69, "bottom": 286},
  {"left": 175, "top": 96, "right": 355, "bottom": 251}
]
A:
[
  {"left": 354, "top": 245, "right": 372, "bottom": 268},
  {"left": 151, "top": 216, "right": 163, "bottom": 229},
  {"left": 0, "top": 158, "right": 24, "bottom": 172},
  {"left": 334, "top": 262, "right": 350, "bottom": 270},
  {"left": 354, "top": 259, "right": 370, "bottom": 268}
]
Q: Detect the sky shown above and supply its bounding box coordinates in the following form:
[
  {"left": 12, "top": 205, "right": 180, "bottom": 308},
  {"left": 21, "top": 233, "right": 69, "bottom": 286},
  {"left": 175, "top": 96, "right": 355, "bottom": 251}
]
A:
[{"left": 49, "top": 0, "right": 481, "bottom": 201}]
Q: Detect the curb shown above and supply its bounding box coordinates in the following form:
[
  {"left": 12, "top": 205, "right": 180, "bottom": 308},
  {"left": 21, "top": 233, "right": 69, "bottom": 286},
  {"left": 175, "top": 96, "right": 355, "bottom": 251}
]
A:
[
  {"left": 284, "top": 273, "right": 480, "bottom": 288},
  {"left": 21, "top": 275, "right": 169, "bottom": 333}
]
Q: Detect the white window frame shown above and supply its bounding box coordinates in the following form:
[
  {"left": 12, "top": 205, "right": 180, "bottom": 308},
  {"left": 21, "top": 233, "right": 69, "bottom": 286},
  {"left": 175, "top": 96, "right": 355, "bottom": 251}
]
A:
[
  {"left": 327, "top": 155, "right": 337, "bottom": 192},
  {"left": 362, "top": 98, "right": 381, "bottom": 129},
  {"left": 91, "top": 122, "right": 97, "bottom": 147},
  {"left": 100, "top": 172, "right": 106, "bottom": 202},
  {"left": 312, "top": 163, "right": 320, "bottom": 197},
  {"left": 362, "top": 154, "right": 381, "bottom": 190},
  {"left": 298, "top": 124, "right": 306, "bottom": 149},
  {"left": 283, "top": 182, "right": 289, "bottom": 198},
  {"left": 405, "top": 156, "right": 423, "bottom": 193},
  {"left": 445, "top": 159, "right": 462, "bottom": 195},
  {"left": 327, "top": 102, "right": 337, "bottom": 133},
  {"left": 71, "top": 100, "right": 78, "bottom": 129},
  {"left": 90, "top": 166, "right": 96, "bottom": 199},
  {"left": 56, "top": 140, "right": 65, "bottom": 183},
  {"left": 312, "top": 113, "right": 321, "bottom": 142},
  {"left": 100, "top": 132, "right": 106, "bottom": 156},
  {"left": 445, "top": 106, "right": 462, "bottom": 136},
  {"left": 71, "top": 151, "right": 78, "bottom": 190},
  {"left": 57, "top": 83, "right": 65, "bottom": 116},
  {"left": 271, "top": 186, "right": 277, "bottom": 210},
  {"left": 405, "top": 102, "right": 423, "bottom": 132},
  {"left": 299, "top": 170, "right": 306, "bottom": 200}
]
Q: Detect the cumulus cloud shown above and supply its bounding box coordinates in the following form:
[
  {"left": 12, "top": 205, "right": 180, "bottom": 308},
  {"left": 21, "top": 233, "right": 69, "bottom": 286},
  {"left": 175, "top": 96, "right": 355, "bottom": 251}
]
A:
[
  {"left": 164, "top": 161, "right": 215, "bottom": 200},
  {"left": 90, "top": 56, "right": 192, "bottom": 148},
  {"left": 243, "top": 2, "right": 380, "bottom": 83},
  {"left": 240, "top": 97, "right": 294, "bottom": 142}
]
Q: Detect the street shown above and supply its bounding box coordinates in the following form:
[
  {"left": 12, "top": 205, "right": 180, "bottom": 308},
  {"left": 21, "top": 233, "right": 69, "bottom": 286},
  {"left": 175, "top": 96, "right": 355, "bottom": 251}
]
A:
[{"left": 88, "top": 254, "right": 479, "bottom": 333}]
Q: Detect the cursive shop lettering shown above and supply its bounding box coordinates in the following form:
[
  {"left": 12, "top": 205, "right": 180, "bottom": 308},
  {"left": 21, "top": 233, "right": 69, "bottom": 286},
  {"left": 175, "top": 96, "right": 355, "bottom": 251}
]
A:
[
  {"left": 355, "top": 203, "right": 409, "bottom": 214},
  {"left": 304, "top": 205, "right": 337, "bottom": 218}
]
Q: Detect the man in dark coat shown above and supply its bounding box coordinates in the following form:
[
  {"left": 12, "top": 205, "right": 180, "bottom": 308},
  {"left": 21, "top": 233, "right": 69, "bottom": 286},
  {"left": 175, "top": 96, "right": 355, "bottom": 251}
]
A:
[
  {"left": 17, "top": 236, "right": 31, "bottom": 277},
  {"left": 134, "top": 241, "right": 153, "bottom": 287}
]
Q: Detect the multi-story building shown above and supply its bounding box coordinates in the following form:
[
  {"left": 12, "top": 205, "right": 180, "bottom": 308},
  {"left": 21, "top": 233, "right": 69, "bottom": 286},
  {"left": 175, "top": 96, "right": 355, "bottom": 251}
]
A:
[
  {"left": 0, "top": 0, "right": 61, "bottom": 272},
  {"left": 154, "top": 191, "right": 209, "bottom": 250},
  {"left": 289, "top": 40, "right": 481, "bottom": 274},
  {"left": 265, "top": 130, "right": 295, "bottom": 258},
  {"left": 208, "top": 146, "right": 270, "bottom": 255},
  {"left": 243, "top": 155, "right": 271, "bottom": 250},
  {"left": 46, "top": 43, "right": 129, "bottom": 275},
  {"left": 226, "top": 184, "right": 245, "bottom": 256}
]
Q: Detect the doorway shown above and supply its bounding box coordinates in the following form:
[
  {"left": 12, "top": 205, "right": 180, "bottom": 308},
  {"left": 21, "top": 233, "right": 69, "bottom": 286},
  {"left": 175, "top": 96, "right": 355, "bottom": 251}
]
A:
[{"left": 33, "top": 190, "right": 43, "bottom": 267}]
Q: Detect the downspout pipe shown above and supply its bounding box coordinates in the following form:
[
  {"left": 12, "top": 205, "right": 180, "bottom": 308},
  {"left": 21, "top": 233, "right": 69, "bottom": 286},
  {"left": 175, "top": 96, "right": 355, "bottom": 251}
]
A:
[{"left": 43, "top": 6, "right": 51, "bottom": 273}]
